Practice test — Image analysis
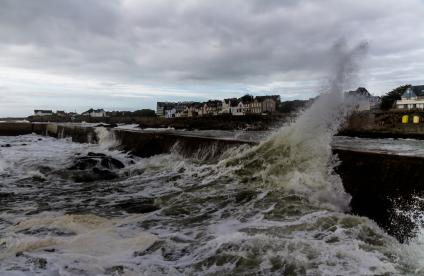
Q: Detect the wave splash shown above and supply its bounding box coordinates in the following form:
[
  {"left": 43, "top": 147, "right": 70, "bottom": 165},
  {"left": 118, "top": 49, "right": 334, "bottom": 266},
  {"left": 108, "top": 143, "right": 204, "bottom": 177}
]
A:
[
  {"left": 95, "top": 127, "right": 119, "bottom": 149},
  {"left": 224, "top": 41, "right": 367, "bottom": 210}
]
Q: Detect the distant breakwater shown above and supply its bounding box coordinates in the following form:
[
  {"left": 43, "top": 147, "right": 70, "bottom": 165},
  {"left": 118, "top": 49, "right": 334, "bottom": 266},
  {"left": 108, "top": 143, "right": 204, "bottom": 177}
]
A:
[{"left": 0, "top": 122, "right": 423, "bottom": 241}]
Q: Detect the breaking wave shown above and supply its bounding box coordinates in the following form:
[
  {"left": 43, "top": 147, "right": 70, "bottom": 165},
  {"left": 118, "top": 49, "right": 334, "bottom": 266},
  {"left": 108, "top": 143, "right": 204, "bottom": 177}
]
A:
[
  {"left": 95, "top": 127, "right": 119, "bottom": 149},
  {"left": 223, "top": 41, "right": 367, "bottom": 210}
]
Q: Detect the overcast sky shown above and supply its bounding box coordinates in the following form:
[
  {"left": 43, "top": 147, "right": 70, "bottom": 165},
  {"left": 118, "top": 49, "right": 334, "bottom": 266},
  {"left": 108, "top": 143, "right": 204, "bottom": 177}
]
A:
[{"left": 1, "top": 0, "right": 424, "bottom": 116}]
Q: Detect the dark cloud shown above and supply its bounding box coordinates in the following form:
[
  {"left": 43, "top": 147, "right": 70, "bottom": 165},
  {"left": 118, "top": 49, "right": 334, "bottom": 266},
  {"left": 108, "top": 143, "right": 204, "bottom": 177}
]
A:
[{"left": 0, "top": 0, "right": 424, "bottom": 116}]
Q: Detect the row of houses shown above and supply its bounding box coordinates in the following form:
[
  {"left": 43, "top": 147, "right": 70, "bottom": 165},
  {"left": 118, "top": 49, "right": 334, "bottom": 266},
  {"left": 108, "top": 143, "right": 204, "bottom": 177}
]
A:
[
  {"left": 34, "top": 109, "right": 107, "bottom": 118},
  {"left": 157, "top": 95, "right": 281, "bottom": 118}
]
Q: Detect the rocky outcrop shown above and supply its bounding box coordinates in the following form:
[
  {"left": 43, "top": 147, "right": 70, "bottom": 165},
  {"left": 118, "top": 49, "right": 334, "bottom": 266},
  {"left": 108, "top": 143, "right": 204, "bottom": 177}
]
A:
[{"left": 65, "top": 153, "right": 125, "bottom": 182}]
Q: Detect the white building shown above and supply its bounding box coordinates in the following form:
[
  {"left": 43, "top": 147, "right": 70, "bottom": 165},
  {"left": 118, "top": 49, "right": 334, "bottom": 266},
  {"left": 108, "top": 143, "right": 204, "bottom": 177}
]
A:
[
  {"left": 221, "top": 99, "right": 232, "bottom": 114},
  {"left": 396, "top": 86, "right": 424, "bottom": 110},
  {"left": 230, "top": 101, "right": 244, "bottom": 116},
  {"left": 82, "top": 108, "right": 107, "bottom": 117},
  {"left": 346, "top": 87, "right": 380, "bottom": 111},
  {"left": 165, "top": 108, "right": 177, "bottom": 118},
  {"left": 34, "top": 110, "right": 53, "bottom": 116}
]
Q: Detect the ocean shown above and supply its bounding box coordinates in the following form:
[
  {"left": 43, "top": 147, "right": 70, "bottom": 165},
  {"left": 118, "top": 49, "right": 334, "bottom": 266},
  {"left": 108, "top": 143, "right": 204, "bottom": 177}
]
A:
[{"left": 1, "top": 42, "right": 424, "bottom": 275}]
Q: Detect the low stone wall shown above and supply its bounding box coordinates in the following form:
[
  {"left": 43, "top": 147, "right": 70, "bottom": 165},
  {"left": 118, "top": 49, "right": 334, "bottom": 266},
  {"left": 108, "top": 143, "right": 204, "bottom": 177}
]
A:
[
  {"left": 0, "top": 122, "right": 33, "bottom": 136},
  {"left": 28, "top": 113, "right": 291, "bottom": 131},
  {"left": 0, "top": 122, "right": 251, "bottom": 159},
  {"left": 114, "top": 129, "right": 252, "bottom": 159},
  {"left": 340, "top": 110, "right": 424, "bottom": 139}
]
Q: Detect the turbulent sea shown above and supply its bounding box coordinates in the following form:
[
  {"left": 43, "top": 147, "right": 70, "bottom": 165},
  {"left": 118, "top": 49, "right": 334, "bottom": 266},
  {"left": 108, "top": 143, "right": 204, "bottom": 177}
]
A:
[
  {"left": 2, "top": 45, "right": 424, "bottom": 275},
  {"left": 2, "top": 124, "right": 424, "bottom": 275}
]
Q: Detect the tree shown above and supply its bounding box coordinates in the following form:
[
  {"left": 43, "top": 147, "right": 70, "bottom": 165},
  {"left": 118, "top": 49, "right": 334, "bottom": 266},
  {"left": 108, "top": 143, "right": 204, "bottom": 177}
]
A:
[
  {"left": 277, "top": 100, "right": 309, "bottom": 113},
  {"left": 133, "top": 109, "right": 156, "bottom": 117},
  {"left": 240, "top": 94, "right": 254, "bottom": 103},
  {"left": 380, "top": 84, "right": 411, "bottom": 110}
]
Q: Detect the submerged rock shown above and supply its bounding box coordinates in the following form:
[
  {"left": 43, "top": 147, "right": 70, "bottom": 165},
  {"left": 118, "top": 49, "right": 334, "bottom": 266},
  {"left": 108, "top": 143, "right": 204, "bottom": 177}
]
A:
[
  {"left": 64, "top": 152, "right": 124, "bottom": 182},
  {"left": 87, "top": 152, "right": 106, "bottom": 157},
  {"left": 69, "top": 158, "right": 99, "bottom": 170},
  {"left": 68, "top": 153, "right": 124, "bottom": 171},
  {"left": 100, "top": 157, "right": 125, "bottom": 170},
  {"left": 114, "top": 198, "right": 159, "bottom": 214},
  {"left": 92, "top": 168, "right": 118, "bottom": 180}
]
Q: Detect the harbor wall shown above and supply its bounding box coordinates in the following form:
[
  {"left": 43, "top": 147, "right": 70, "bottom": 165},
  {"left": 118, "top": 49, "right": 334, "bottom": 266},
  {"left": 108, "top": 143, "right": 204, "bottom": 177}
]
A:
[{"left": 0, "top": 122, "right": 252, "bottom": 159}]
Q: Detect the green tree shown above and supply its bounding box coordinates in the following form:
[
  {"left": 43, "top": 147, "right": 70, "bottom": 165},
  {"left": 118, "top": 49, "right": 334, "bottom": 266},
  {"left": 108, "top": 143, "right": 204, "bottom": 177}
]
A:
[
  {"left": 380, "top": 84, "right": 411, "bottom": 110},
  {"left": 133, "top": 109, "right": 156, "bottom": 117}
]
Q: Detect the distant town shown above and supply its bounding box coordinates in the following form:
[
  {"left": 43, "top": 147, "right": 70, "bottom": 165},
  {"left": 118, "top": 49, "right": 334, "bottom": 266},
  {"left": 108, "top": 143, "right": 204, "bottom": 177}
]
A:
[{"left": 30, "top": 86, "right": 391, "bottom": 120}]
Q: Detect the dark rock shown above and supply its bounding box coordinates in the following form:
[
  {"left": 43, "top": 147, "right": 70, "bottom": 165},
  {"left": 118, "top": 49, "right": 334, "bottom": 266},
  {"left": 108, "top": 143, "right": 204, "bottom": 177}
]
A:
[
  {"left": 92, "top": 167, "right": 118, "bottom": 180},
  {"left": 1, "top": 144, "right": 11, "bottom": 147},
  {"left": 235, "top": 190, "right": 257, "bottom": 203},
  {"left": 87, "top": 152, "right": 106, "bottom": 157},
  {"left": 31, "top": 257, "right": 47, "bottom": 269},
  {"left": 100, "top": 157, "right": 125, "bottom": 170},
  {"left": 105, "top": 265, "right": 124, "bottom": 275},
  {"left": 69, "top": 158, "right": 98, "bottom": 170},
  {"left": 17, "top": 227, "right": 75, "bottom": 237},
  {"left": 134, "top": 241, "right": 164, "bottom": 257},
  {"left": 38, "top": 138, "right": 42, "bottom": 141},
  {"left": 38, "top": 166, "right": 52, "bottom": 174},
  {"left": 31, "top": 175, "right": 46, "bottom": 182},
  {"left": 114, "top": 198, "right": 159, "bottom": 214},
  {"left": 0, "top": 192, "right": 14, "bottom": 199}
]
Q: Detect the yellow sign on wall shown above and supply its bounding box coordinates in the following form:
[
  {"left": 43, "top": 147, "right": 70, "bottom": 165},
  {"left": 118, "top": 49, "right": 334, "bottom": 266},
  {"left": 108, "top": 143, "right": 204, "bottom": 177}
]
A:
[
  {"left": 414, "top": 116, "right": 420, "bottom": 124},
  {"left": 402, "top": 115, "right": 409, "bottom": 124}
]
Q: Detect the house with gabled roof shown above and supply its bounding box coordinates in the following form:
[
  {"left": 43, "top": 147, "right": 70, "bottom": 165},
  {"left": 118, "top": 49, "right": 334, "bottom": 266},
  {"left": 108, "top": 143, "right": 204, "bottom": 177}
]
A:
[
  {"left": 34, "top": 110, "right": 53, "bottom": 116},
  {"left": 230, "top": 99, "right": 244, "bottom": 116},
  {"left": 82, "top": 108, "right": 107, "bottom": 118},
  {"left": 203, "top": 100, "right": 223, "bottom": 116},
  {"left": 396, "top": 85, "right": 424, "bottom": 110},
  {"left": 256, "top": 95, "right": 280, "bottom": 113}
]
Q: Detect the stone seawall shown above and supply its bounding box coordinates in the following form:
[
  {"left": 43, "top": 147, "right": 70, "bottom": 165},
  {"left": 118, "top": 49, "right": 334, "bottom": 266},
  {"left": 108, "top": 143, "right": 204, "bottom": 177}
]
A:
[
  {"left": 28, "top": 113, "right": 291, "bottom": 131},
  {"left": 334, "top": 149, "right": 424, "bottom": 242},
  {"left": 0, "top": 122, "right": 252, "bottom": 159}
]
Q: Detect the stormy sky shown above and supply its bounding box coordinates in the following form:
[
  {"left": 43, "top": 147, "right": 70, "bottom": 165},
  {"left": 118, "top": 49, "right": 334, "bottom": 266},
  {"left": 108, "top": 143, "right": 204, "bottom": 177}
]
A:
[{"left": 1, "top": 0, "right": 424, "bottom": 116}]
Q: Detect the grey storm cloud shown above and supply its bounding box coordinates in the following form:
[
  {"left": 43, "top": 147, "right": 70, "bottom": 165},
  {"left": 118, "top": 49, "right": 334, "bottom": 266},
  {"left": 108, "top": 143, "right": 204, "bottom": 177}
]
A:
[
  {"left": 0, "top": 0, "right": 423, "bottom": 82},
  {"left": 0, "top": 0, "right": 424, "bottom": 116}
]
